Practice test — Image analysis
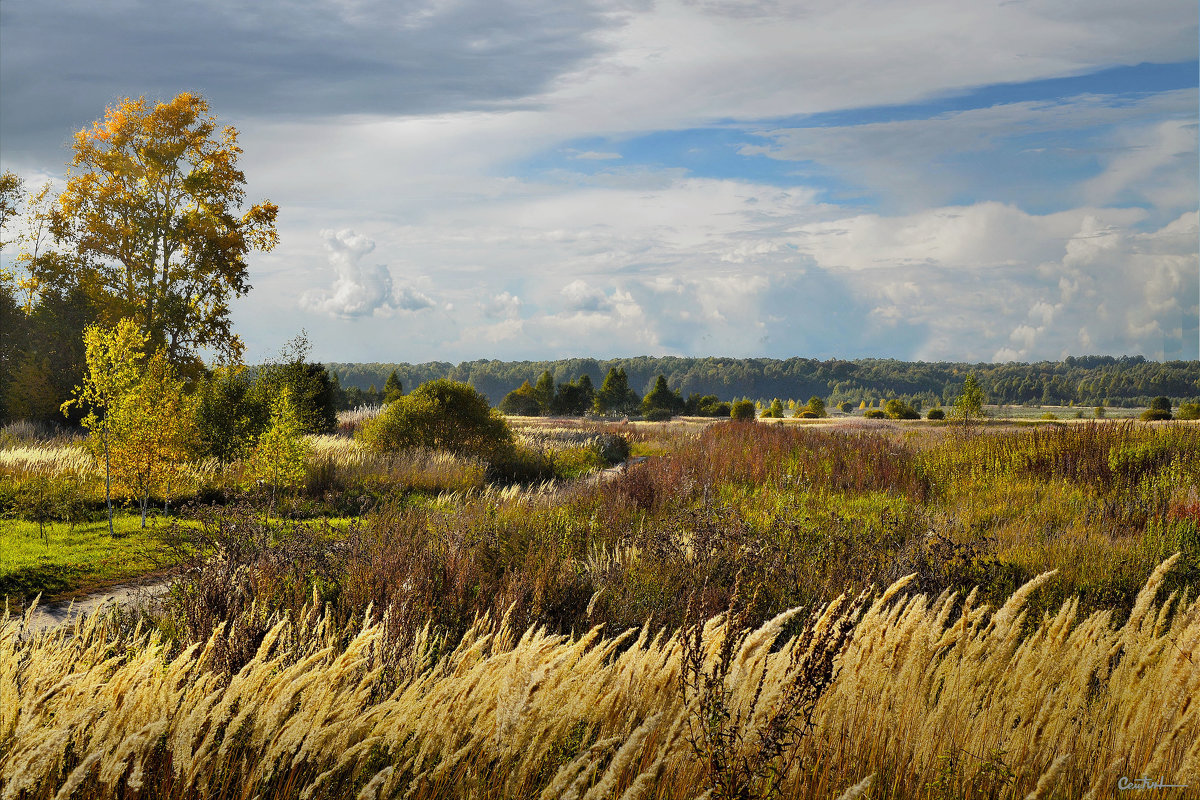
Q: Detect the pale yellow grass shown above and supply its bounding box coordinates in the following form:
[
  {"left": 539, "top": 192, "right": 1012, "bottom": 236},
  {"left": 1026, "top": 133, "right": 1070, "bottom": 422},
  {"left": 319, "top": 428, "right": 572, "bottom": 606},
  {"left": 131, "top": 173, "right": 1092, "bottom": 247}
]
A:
[
  {"left": 1, "top": 559, "right": 1196, "bottom": 799},
  {"left": 0, "top": 443, "right": 95, "bottom": 479},
  {"left": 306, "top": 435, "right": 487, "bottom": 492}
]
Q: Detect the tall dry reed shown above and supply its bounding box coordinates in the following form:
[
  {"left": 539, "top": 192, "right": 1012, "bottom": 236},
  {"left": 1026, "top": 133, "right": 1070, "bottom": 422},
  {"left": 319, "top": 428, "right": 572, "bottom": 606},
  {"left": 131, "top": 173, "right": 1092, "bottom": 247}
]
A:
[{"left": 2, "top": 558, "right": 1196, "bottom": 799}]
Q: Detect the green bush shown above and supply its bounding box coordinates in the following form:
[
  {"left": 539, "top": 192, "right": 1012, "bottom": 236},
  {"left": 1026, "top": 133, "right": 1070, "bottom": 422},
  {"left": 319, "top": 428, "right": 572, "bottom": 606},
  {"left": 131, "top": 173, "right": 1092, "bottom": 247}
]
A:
[
  {"left": 863, "top": 409, "right": 886, "bottom": 419},
  {"left": 1140, "top": 408, "right": 1172, "bottom": 421},
  {"left": 884, "top": 399, "right": 920, "bottom": 420},
  {"left": 498, "top": 382, "right": 542, "bottom": 416},
  {"left": 1176, "top": 402, "right": 1200, "bottom": 420},
  {"left": 359, "top": 379, "right": 515, "bottom": 463},
  {"left": 761, "top": 399, "right": 785, "bottom": 419},
  {"left": 796, "top": 410, "right": 818, "bottom": 419},
  {"left": 730, "top": 400, "right": 756, "bottom": 421},
  {"left": 927, "top": 408, "right": 945, "bottom": 420}
]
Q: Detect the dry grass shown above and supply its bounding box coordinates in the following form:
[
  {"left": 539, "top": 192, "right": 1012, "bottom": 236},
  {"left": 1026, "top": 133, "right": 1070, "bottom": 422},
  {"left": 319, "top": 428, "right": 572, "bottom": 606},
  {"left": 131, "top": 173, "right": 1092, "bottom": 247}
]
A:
[
  {"left": 0, "top": 444, "right": 95, "bottom": 480},
  {"left": 2, "top": 559, "right": 1196, "bottom": 799},
  {"left": 304, "top": 435, "right": 488, "bottom": 496}
]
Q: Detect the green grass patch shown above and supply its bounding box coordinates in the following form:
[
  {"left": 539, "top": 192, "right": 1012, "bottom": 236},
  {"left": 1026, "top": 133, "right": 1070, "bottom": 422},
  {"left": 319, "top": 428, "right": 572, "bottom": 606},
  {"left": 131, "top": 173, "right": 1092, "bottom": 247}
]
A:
[{"left": 0, "top": 514, "right": 190, "bottom": 603}]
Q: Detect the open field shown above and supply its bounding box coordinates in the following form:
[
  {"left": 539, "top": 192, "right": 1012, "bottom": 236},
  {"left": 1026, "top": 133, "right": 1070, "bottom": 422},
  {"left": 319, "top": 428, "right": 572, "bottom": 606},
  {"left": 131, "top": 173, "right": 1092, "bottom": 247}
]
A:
[{"left": 2, "top": 419, "right": 1198, "bottom": 798}]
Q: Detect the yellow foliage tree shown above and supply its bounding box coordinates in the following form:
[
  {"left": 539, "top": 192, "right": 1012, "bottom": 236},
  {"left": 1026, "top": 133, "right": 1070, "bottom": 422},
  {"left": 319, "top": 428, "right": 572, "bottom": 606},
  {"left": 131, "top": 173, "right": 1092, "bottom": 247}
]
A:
[
  {"left": 63, "top": 319, "right": 148, "bottom": 535},
  {"left": 55, "top": 93, "right": 279, "bottom": 376},
  {"left": 106, "top": 350, "right": 197, "bottom": 527},
  {"left": 65, "top": 320, "right": 197, "bottom": 529},
  {"left": 247, "top": 387, "right": 311, "bottom": 511}
]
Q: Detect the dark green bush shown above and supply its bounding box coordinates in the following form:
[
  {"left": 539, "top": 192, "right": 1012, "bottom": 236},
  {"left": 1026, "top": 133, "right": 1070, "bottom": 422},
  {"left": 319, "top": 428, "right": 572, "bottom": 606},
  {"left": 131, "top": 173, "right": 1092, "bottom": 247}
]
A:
[
  {"left": 359, "top": 379, "right": 514, "bottom": 463},
  {"left": 927, "top": 408, "right": 945, "bottom": 420},
  {"left": 730, "top": 400, "right": 756, "bottom": 421},
  {"left": 884, "top": 399, "right": 920, "bottom": 420}
]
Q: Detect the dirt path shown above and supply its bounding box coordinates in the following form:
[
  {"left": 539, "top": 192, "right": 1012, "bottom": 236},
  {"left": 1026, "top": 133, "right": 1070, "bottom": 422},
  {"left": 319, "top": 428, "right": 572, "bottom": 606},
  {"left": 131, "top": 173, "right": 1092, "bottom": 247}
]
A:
[{"left": 23, "top": 578, "right": 171, "bottom": 632}]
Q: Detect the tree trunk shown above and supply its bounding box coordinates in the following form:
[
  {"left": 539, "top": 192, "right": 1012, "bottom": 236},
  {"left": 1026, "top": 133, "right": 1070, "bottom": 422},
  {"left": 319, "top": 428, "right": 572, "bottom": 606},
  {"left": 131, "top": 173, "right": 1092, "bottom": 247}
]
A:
[{"left": 104, "top": 428, "right": 114, "bottom": 538}]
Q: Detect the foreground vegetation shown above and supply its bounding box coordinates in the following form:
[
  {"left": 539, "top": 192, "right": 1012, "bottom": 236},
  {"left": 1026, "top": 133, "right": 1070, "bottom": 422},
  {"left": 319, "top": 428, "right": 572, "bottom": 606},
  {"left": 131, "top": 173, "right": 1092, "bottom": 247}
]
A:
[{"left": 2, "top": 556, "right": 1195, "bottom": 799}]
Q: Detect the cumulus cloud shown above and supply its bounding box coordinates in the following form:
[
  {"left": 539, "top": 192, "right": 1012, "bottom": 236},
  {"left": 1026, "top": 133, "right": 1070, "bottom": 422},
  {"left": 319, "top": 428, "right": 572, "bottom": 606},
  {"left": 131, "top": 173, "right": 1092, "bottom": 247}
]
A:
[
  {"left": 561, "top": 280, "right": 613, "bottom": 312},
  {"left": 479, "top": 291, "right": 523, "bottom": 319},
  {"left": 784, "top": 207, "right": 1199, "bottom": 362},
  {"left": 300, "top": 229, "right": 433, "bottom": 318}
]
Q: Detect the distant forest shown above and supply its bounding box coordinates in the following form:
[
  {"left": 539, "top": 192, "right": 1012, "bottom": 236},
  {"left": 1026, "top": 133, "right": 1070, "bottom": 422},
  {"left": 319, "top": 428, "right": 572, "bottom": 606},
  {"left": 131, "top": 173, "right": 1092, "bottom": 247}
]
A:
[{"left": 327, "top": 355, "right": 1200, "bottom": 410}]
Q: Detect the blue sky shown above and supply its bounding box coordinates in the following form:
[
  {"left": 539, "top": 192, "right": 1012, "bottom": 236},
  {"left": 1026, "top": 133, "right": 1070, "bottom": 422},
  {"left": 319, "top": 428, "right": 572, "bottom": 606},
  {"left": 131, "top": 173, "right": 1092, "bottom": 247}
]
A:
[{"left": 1, "top": 0, "right": 1197, "bottom": 363}]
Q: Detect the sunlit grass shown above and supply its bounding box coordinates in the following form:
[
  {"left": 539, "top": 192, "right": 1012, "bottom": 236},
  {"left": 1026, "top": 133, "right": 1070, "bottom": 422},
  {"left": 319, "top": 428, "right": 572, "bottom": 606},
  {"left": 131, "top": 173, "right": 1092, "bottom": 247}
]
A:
[{"left": 0, "top": 514, "right": 182, "bottom": 604}]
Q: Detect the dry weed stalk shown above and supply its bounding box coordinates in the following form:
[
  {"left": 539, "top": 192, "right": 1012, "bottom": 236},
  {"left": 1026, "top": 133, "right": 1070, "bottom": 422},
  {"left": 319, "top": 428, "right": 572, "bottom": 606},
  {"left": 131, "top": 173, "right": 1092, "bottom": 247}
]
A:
[{"left": 1, "top": 557, "right": 1197, "bottom": 799}]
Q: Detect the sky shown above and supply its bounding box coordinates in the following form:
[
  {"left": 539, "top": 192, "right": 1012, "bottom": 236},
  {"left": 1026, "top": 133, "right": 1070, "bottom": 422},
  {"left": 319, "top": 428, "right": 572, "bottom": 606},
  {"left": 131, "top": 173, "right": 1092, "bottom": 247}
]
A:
[{"left": 1, "top": 0, "right": 1197, "bottom": 364}]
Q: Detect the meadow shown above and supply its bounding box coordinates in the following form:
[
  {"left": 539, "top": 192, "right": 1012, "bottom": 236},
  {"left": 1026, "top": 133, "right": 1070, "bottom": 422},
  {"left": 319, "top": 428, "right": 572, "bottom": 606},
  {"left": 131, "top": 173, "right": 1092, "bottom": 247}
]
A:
[{"left": 1, "top": 417, "right": 1198, "bottom": 798}]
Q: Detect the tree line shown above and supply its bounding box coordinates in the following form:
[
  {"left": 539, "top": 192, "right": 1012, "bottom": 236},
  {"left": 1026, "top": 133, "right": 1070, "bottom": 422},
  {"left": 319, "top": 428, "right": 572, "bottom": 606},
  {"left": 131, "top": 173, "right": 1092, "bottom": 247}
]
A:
[{"left": 326, "top": 355, "right": 1200, "bottom": 412}]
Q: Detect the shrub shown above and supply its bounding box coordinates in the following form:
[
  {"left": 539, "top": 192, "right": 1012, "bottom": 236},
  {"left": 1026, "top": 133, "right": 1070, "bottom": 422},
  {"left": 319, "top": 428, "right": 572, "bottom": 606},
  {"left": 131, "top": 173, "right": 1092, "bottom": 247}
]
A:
[
  {"left": 863, "top": 409, "right": 886, "bottom": 419},
  {"left": 499, "top": 381, "right": 542, "bottom": 416},
  {"left": 359, "top": 379, "right": 515, "bottom": 464},
  {"left": 1141, "top": 409, "right": 1173, "bottom": 421},
  {"left": 761, "top": 399, "right": 785, "bottom": 419},
  {"left": 796, "top": 410, "right": 818, "bottom": 419},
  {"left": 838, "top": 402, "right": 853, "bottom": 414},
  {"left": 1177, "top": 402, "right": 1200, "bottom": 421},
  {"left": 1150, "top": 396, "right": 1172, "bottom": 412},
  {"left": 926, "top": 408, "right": 945, "bottom": 420},
  {"left": 730, "top": 400, "right": 756, "bottom": 421},
  {"left": 884, "top": 399, "right": 920, "bottom": 420}
]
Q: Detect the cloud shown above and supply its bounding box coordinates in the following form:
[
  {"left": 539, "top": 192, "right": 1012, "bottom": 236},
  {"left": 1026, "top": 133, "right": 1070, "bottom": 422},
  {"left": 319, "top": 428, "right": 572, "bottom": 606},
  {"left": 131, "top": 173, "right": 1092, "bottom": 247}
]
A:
[
  {"left": 299, "top": 229, "right": 433, "bottom": 318},
  {"left": 479, "top": 291, "right": 523, "bottom": 319},
  {"left": 0, "top": 0, "right": 618, "bottom": 162},
  {"left": 8, "top": 1, "right": 1190, "bottom": 364},
  {"left": 257, "top": 163, "right": 1194, "bottom": 362},
  {"left": 783, "top": 207, "right": 1199, "bottom": 361},
  {"left": 743, "top": 90, "right": 1198, "bottom": 214},
  {"left": 561, "top": 280, "right": 613, "bottom": 312},
  {"left": 572, "top": 150, "right": 622, "bottom": 160}
]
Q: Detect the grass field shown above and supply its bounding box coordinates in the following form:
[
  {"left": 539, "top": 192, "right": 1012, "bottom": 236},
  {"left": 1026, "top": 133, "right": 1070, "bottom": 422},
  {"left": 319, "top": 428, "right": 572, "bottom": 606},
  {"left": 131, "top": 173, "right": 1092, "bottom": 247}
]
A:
[
  {"left": 0, "top": 514, "right": 177, "bottom": 603},
  {"left": 2, "top": 418, "right": 1198, "bottom": 797}
]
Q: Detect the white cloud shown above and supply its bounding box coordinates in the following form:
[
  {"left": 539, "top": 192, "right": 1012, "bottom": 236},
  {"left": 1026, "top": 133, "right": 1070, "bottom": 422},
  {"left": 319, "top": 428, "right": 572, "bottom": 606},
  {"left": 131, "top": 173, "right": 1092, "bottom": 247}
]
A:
[
  {"left": 561, "top": 280, "right": 613, "bottom": 312},
  {"left": 480, "top": 291, "right": 523, "bottom": 319},
  {"left": 1083, "top": 117, "right": 1199, "bottom": 209},
  {"left": 743, "top": 90, "right": 1198, "bottom": 214},
  {"left": 572, "top": 150, "right": 622, "bottom": 160},
  {"left": 299, "top": 229, "right": 434, "bottom": 318}
]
